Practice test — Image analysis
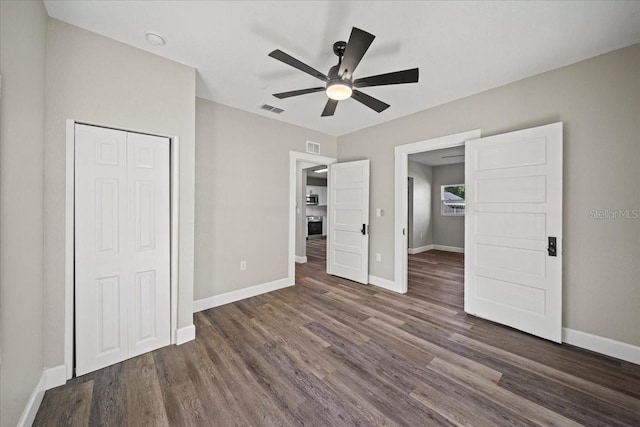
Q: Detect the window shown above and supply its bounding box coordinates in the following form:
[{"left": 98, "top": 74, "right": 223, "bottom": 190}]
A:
[{"left": 441, "top": 184, "right": 465, "bottom": 216}]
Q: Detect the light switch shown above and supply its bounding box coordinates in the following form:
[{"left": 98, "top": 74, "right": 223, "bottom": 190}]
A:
[{"left": 376, "top": 208, "right": 384, "bottom": 217}]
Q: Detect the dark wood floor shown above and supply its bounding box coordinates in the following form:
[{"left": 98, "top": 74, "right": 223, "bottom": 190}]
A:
[{"left": 35, "top": 240, "right": 640, "bottom": 426}]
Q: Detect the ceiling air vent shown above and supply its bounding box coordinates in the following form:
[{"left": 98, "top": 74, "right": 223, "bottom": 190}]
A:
[
  {"left": 306, "top": 141, "right": 321, "bottom": 155},
  {"left": 260, "top": 104, "right": 284, "bottom": 114}
]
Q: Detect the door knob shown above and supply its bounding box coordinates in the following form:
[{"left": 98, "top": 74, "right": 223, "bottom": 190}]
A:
[{"left": 548, "top": 237, "right": 557, "bottom": 257}]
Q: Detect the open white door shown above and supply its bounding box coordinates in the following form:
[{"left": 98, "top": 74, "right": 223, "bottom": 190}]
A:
[
  {"left": 465, "top": 122, "right": 563, "bottom": 342},
  {"left": 327, "top": 160, "right": 370, "bottom": 284}
]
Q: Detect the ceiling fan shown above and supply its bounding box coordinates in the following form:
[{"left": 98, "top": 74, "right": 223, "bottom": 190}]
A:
[{"left": 268, "top": 27, "right": 419, "bottom": 117}]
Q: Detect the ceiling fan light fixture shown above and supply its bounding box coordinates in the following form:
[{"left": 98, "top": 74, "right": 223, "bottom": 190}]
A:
[{"left": 326, "top": 82, "right": 352, "bottom": 101}]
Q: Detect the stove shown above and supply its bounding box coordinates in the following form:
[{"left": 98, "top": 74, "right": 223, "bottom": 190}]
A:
[{"left": 307, "top": 216, "right": 323, "bottom": 238}]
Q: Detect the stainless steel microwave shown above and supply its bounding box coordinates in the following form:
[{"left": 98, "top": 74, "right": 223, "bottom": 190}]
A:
[{"left": 306, "top": 194, "right": 319, "bottom": 205}]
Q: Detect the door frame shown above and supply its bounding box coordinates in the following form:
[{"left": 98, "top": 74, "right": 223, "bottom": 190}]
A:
[
  {"left": 64, "top": 119, "right": 180, "bottom": 379},
  {"left": 288, "top": 151, "right": 337, "bottom": 285},
  {"left": 393, "top": 129, "right": 481, "bottom": 293}
]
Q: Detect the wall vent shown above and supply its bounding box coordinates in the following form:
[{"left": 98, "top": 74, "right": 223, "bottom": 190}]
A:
[
  {"left": 260, "top": 104, "right": 284, "bottom": 114},
  {"left": 306, "top": 141, "right": 321, "bottom": 155}
]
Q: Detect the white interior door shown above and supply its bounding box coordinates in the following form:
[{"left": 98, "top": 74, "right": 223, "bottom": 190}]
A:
[
  {"left": 327, "top": 160, "right": 370, "bottom": 284},
  {"left": 465, "top": 122, "right": 563, "bottom": 342},
  {"left": 126, "top": 132, "right": 171, "bottom": 357},
  {"left": 75, "top": 124, "right": 170, "bottom": 375}
]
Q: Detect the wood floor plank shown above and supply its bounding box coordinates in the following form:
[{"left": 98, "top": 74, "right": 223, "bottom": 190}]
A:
[
  {"left": 427, "top": 357, "right": 582, "bottom": 427},
  {"left": 410, "top": 382, "right": 528, "bottom": 427},
  {"left": 195, "top": 312, "right": 296, "bottom": 426},
  {"left": 35, "top": 238, "right": 640, "bottom": 426},
  {"left": 364, "top": 316, "right": 504, "bottom": 383},
  {"left": 153, "top": 345, "right": 207, "bottom": 426},
  {"left": 450, "top": 333, "right": 640, "bottom": 413},
  {"left": 34, "top": 380, "right": 93, "bottom": 426},
  {"left": 86, "top": 363, "right": 127, "bottom": 426},
  {"left": 124, "top": 354, "right": 170, "bottom": 427}
]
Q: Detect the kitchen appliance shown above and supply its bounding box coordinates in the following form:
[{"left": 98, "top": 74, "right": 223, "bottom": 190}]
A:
[
  {"left": 307, "top": 216, "right": 323, "bottom": 238},
  {"left": 306, "top": 194, "right": 319, "bottom": 205}
]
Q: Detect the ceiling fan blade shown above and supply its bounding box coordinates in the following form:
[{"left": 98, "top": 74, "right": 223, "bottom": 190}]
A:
[
  {"left": 268, "top": 50, "right": 328, "bottom": 81},
  {"left": 351, "top": 90, "right": 390, "bottom": 113},
  {"left": 354, "top": 68, "right": 419, "bottom": 88},
  {"left": 321, "top": 99, "right": 338, "bottom": 117},
  {"left": 273, "top": 87, "right": 325, "bottom": 99},
  {"left": 338, "top": 27, "right": 375, "bottom": 79}
]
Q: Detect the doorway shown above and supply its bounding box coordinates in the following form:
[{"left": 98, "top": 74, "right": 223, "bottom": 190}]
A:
[
  {"left": 394, "top": 129, "right": 480, "bottom": 293},
  {"left": 288, "top": 151, "right": 370, "bottom": 286},
  {"left": 406, "top": 147, "right": 466, "bottom": 309},
  {"left": 304, "top": 164, "right": 329, "bottom": 269},
  {"left": 288, "top": 151, "right": 336, "bottom": 285}
]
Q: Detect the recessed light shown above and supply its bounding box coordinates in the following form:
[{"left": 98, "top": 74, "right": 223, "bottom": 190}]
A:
[{"left": 145, "top": 32, "right": 166, "bottom": 47}]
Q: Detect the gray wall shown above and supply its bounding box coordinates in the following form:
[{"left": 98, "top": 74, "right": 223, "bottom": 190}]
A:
[
  {"left": 338, "top": 44, "right": 640, "bottom": 346},
  {"left": 408, "top": 161, "right": 433, "bottom": 249},
  {"left": 195, "top": 98, "right": 337, "bottom": 300},
  {"left": 44, "top": 19, "right": 197, "bottom": 368},
  {"left": 0, "top": 1, "right": 48, "bottom": 425},
  {"left": 431, "top": 163, "right": 465, "bottom": 248}
]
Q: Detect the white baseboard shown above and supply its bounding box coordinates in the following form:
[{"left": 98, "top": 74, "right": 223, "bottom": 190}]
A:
[
  {"left": 408, "top": 244, "right": 433, "bottom": 254},
  {"left": 193, "top": 277, "right": 292, "bottom": 313},
  {"left": 17, "top": 371, "right": 46, "bottom": 427},
  {"left": 295, "top": 256, "right": 307, "bottom": 263},
  {"left": 433, "top": 245, "right": 465, "bottom": 253},
  {"left": 44, "top": 365, "right": 67, "bottom": 390},
  {"left": 176, "top": 324, "right": 196, "bottom": 345},
  {"left": 562, "top": 328, "right": 640, "bottom": 365},
  {"left": 407, "top": 245, "right": 464, "bottom": 254},
  {"left": 368, "top": 275, "right": 405, "bottom": 294}
]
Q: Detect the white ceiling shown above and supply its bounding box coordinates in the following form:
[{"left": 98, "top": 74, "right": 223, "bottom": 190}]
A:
[
  {"left": 43, "top": 1, "right": 640, "bottom": 136},
  {"left": 409, "top": 146, "right": 465, "bottom": 167}
]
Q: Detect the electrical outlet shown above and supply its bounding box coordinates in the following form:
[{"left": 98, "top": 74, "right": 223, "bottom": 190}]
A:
[
  {"left": 240, "top": 260, "right": 247, "bottom": 271},
  {"left": 376, "top": 253, "right": 382, "bottom": 262}
]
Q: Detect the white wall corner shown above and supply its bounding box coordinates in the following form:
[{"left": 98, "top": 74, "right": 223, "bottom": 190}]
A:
[
  {"left": 368, "top": 275, "right": 405, "bottom": 294},
  {"left": 17, "top": 371, "right": 46, "bottom": 427},
  {"left": 193, "top": 277, "right": 292, "bottom": 313},
  {"left": 176, "top": 324, "right": 196, "bottom": 345},
  {"left": 562, "top": 328, "right": 640, "bottom": 365},
  {"left": 295, "top": 256, "right": 308, "bottom": 264},
  {"left": 408, "top": 245, "right": 434, "bottom": 255},
  {"left": 44, "top": 365, "right": 68, "bottom": 390}
]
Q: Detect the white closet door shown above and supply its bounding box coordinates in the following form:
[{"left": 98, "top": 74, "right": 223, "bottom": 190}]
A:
[
  {"left": 75, "top": 125, "right": 129, "bottom": 375},
  {"left": 126, "top": 132, "right": 170, "bottom": 357},
  {"left": 75, "top": 125, "right": 170, "bottom": 376}
]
